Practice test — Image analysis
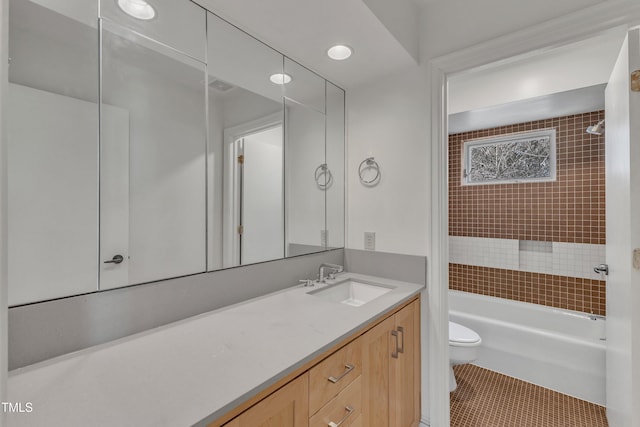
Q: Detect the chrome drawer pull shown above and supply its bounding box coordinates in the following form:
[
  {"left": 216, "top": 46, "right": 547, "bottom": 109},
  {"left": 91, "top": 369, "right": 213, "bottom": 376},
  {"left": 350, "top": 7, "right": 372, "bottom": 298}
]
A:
[
  {"left": 328, "top": 406, "right": 354, "bottom": 427},
  {"left": 328, "top": 364, "right": 355, "bottom": 383}
]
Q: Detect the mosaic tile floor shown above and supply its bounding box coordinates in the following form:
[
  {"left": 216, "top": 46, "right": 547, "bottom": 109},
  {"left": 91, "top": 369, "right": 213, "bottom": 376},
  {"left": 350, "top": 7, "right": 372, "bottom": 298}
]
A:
[{"left": 450, "top": 364, "right": 609, "bottom": 427}]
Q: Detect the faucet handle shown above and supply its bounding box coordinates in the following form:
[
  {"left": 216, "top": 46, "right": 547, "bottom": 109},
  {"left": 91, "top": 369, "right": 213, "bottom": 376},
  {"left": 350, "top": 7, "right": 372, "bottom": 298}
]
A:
[{"left": 299, "top": 279, "right": 314, "bottom": 287}]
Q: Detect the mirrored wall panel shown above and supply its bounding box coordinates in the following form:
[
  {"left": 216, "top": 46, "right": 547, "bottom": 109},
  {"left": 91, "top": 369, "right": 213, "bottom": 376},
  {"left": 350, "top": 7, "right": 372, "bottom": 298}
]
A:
[
  {"left": 207, "top": 12, "right": 284, "bottom": 269},
  {"left": 284, "top": 58, "right": 327, "bottom": 257},
  {"left": 100, "top": 17, "right": 207, "bottom": 290},
  {"left": 100, "top": 0, "right": 205, "bottom": 62},
  {"left": 7, "top": 0, "right": 99, "bottom": 305},
  {"left": 326, "top": 83, "right": 346, "bottom": 249},
  {"left": 7, "top": 0, "right": 345, "bottom": 305}
]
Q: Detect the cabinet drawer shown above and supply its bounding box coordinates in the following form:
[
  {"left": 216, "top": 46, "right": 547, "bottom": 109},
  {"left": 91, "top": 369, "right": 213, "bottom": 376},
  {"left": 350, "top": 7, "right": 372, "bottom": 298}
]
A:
[
  {"left": 309, "top": 338, "right": 362, "bottom": 414},
  {"left": 310, "top": 376, "right": 362, "bottom": 427}
]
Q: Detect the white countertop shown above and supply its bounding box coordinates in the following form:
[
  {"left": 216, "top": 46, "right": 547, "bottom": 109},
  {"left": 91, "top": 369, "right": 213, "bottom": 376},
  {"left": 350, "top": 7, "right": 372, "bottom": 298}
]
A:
[{"left": 7, "top": 273, "right": 423, "bottom": 427}]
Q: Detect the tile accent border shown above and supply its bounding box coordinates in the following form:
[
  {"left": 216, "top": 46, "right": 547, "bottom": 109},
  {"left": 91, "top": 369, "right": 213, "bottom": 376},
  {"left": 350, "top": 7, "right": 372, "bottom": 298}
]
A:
[{"left": 449, "top": 236, "right": 605, "bottom": 280}]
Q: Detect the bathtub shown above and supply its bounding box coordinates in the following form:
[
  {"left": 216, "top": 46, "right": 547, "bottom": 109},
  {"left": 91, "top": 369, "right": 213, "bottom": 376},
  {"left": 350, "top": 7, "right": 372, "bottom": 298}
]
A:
[{"left": 449, "top": 290, "right": 606, "bottom": 405}]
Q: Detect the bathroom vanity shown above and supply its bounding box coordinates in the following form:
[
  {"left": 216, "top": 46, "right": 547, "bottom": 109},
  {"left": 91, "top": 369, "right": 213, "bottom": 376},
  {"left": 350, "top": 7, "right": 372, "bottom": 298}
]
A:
[{"left": 7, "top": 273, "right": 422, "bottom": 426}]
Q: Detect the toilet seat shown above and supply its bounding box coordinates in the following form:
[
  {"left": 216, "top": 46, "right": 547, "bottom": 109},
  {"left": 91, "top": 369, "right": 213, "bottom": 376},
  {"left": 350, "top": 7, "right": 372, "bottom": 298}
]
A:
[{"left": 449, "top": 321, "right": 481, "bottom": 346}]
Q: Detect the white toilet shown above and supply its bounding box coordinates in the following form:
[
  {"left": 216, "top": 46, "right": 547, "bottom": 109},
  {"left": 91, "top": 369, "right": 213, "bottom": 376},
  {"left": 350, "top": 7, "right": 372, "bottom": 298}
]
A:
[{"left": 449, "top": 321, "right": 482, "bottom": 392}]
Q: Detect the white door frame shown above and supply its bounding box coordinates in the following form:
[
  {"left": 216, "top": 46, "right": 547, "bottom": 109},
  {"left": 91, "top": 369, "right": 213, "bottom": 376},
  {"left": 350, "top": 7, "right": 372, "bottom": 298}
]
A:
[
  {"left": 221, "top": 113, "right": 283, "bottom": 268},
  {"left": 427, "top": 2, "right": 640, "bottom": 426}
]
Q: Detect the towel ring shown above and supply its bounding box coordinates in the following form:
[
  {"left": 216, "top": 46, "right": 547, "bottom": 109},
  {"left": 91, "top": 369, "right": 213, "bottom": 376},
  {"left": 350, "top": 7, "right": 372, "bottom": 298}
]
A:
[
  {"left": 358, "top": 157, "right": 380, "bottom": 185},
  {"left": 315, "top": 163, "right": 333, "bottom": 189}
]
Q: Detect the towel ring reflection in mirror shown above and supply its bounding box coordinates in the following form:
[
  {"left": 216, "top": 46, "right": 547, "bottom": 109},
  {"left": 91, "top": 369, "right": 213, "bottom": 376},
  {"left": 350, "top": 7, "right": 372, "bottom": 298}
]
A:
[
  {"left": 359, "top": 157, "right": 380, "bottom": 186},
  {"left": 315, "top": 163, "right": 333, "bottom": 190}
]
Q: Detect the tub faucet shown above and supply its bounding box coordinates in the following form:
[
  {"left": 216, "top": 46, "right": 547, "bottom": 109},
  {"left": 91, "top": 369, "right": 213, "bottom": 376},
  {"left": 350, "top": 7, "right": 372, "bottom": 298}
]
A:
[{"left": 318, "top": 263, "right": 344, "bottom": 283}]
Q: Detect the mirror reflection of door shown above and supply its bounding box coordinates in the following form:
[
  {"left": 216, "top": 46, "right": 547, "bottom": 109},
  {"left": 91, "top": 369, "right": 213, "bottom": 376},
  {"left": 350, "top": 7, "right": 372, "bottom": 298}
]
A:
[
  {"left": 7, "top": 0, "right": 100, "bottom": 306},
  {"left": 233, "top": 125, "right": 284, "bottom": 265}
]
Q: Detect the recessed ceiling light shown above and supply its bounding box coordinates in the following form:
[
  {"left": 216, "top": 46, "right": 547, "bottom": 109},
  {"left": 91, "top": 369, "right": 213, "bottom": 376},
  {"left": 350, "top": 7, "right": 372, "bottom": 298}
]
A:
[
  {"left": 327, "top": 45, "right": 352, "bottom": 61},
  {"left": 269, "top": 73, "right": 292, "bottom": 85},
  {"left": 118, "top": 0, "right": 156, "bottom": 20}
]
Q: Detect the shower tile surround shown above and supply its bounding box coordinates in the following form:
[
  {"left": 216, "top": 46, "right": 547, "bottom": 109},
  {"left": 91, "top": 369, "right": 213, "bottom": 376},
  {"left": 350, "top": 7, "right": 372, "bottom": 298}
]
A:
[
  {"left": 449, "top": 111, "right": 606, "bottom": 315},
  {"left": 449, "top": 237, "right": 605, "bottom": 281},
  {"left": 449, "top": 263, "right": 606, "bottom": 315}
]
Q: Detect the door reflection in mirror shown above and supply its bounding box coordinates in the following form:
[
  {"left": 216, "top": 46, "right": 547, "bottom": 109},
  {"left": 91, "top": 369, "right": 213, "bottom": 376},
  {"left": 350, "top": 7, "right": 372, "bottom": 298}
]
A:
[{"left": 233, "top": 126, "right": 284, "bottom": 266}]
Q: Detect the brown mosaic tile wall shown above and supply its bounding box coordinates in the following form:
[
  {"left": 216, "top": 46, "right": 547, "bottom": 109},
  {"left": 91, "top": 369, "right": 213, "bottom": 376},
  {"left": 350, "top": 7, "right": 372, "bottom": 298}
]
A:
[
  {"left": 449, "top": 263, "right": 606, "bottom": 316},
  {"left": 449, "top": 111, "right": 605, "bottom": 244},
  {"left": 448, "top": 111, "right": 606, "bottom": 314}
]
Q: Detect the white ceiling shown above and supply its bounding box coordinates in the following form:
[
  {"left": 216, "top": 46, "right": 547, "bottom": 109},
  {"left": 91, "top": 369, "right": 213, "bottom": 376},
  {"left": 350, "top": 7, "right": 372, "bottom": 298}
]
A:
[
  {"left": 448, "top": 29, "right": 625, "bottom": 114},
  {"left": 446, "top": 29, "right": 626, "bottom": 133},
  {"left": 192, "top": 0, "right": 418, "bottom": 89},
  {"left": 449, "top": 84, "right": 606, "bottom": 134}
]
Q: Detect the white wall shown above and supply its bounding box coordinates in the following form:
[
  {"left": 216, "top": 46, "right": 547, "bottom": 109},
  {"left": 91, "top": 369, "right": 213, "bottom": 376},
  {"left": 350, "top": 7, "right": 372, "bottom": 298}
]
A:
[
  {"left": 346, "top": 0, "right": 607, "bottom": 422},
  {"left": 347, "top": 66, "right": 429, "bottom": 255},
  {"left": 347, "top": 0, "right": 607, "bottom": 254}
]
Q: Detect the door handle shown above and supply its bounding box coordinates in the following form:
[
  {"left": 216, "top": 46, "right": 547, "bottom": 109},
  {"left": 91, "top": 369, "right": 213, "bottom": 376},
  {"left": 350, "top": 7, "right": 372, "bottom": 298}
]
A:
[
  {"left": 328, "top": 364, "right": 355, "bottom": 383},
  {"left": 397, "top": 326, "right": 405, "bottom": 354},
  {"left": 328, "top": 406, "right": 354, "bottom": 427},
  {"left": 391, "top": 330, "right": 399, "bottom": 359},
  {"left": 593, "top": 264, "right": 608, "bottom": 275},
  {"left": 104, "top": 255, "right": 124, "bottom": 264}
]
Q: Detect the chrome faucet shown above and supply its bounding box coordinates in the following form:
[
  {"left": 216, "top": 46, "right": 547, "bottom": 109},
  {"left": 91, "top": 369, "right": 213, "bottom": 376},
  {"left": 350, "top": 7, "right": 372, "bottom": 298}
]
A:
[{"left": 318, "top": 263, "right": 344, "bottom": 283}]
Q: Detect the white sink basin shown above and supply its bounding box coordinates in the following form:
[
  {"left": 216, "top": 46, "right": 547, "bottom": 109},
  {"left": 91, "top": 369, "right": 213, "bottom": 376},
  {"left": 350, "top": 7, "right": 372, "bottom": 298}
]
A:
[{"left": 309, "top": 280, "right": 394, "bottom": 307}]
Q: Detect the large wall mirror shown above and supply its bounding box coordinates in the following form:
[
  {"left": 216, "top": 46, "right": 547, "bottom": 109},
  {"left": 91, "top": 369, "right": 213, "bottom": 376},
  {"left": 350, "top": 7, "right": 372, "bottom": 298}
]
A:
[
  {"left": 206, "top": 12, "right": 285, "bottom": 269},
  {"left": 7, "top": 0, "right": 345, "bottom": 306}
]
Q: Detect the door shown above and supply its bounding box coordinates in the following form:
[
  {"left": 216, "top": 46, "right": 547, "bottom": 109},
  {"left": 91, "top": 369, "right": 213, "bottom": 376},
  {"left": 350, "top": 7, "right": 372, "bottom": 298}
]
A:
[
  {"left": 361, "top": 316, "right": 393, "bottom": 426},
  {"left": 240, "top": 126, "right": 284, "bottom": 265},
  {"left": 231, "top": 373, "right": 308, "bottom": 427},
  {"left": 604, "top": 28, "right": 640, "bottom": 426},
  {"left": 390, "top": 300, "right": 421, "bottom": 427}
]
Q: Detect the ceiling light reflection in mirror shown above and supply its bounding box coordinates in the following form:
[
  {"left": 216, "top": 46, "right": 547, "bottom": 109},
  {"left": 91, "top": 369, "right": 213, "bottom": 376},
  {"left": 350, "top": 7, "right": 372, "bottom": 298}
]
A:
[
  {"left": 118, "top": 0, "right": 156, "bottom": 20},
  {"left": 327, "top": 45, "right": 352, "bottom": 61},
  {"left": 270, "top": 73, "right": 292, "bottom": 85}
]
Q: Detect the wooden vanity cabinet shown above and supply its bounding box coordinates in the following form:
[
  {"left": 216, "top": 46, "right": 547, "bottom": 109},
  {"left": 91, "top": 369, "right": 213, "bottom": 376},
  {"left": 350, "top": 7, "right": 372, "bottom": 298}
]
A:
[
  {"left": 390, "top": 300, "right": 421, "bottom": 427},
  {"left": 216, "top": 296, "right": 420, "bottom": 427},
  {"left": 222, "top": 374, "right": 308, "bottom": 427},
  {"left": 362, "top": 300, "right": 421, "bottom": 427}
]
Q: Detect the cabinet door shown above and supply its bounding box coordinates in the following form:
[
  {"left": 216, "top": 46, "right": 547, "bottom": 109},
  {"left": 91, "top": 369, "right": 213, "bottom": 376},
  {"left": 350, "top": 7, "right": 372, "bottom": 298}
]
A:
[
  {"left": 390, "top": 301, "right": 421, "bottom": 427},
  {"left": 235, "top": 374, "right": 309, "bottom": 427},
  {"left": 361, "top": 316, "right": 394, "bottom": 426}
]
